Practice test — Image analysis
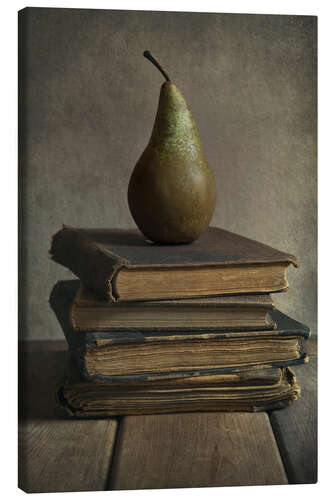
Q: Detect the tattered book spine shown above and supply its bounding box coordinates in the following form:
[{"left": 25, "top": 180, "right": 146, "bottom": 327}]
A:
[{"left": 50, "top": 226, "right": 125, "bottom": 301}]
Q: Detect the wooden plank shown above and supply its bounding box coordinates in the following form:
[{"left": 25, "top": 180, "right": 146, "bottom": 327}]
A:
[
  {"left": 19, "top": 419, "right": 117, "bottom": 493},
  {"left": 109, "top": 412, "right": 288, "bottom": 490},
  {"left": 18, "top": 342, "right": 118, "bottom": 493},
  {"left": 269, "top": 338, "right": 317, "bottom": 484}
]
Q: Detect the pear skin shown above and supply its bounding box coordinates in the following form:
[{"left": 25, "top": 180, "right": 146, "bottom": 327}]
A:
[{"left": 128, "top": 53, "right": 216, "bottom": 244}]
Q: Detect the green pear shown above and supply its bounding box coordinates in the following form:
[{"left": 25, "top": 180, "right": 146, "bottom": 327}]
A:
[{"left": 128, "top": 51, "right": 216, "bottom": 244}]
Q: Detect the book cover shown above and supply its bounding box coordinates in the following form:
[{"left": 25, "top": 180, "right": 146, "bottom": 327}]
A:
[
  {"left": 50, "top": 226, "right": 298, "bottom": 301},
  {"left": 58, "top": 364, "right": 300, "bottom": 417},
  {"left": 71, "top": 283, "right": 276, "bottom": 331},
  {"left": 50, "top": 280, "right": 310, "bottom": 383}
]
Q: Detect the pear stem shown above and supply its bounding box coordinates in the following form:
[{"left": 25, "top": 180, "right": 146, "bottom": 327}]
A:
[{"left": 143, "top": 51, "right": 171, "bottom": 82}]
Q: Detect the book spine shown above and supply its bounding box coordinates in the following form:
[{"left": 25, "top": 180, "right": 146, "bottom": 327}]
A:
[
  {"left": 50, "top": 226, "right": 124, "bottom": 301},
  {"left": 70, "top": 347, "right": 94, "bottom": 381}
]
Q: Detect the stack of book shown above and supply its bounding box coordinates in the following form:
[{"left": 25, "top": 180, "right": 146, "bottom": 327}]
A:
[{"left": 49, "top": 226, "right": 310, "bottom": 417}]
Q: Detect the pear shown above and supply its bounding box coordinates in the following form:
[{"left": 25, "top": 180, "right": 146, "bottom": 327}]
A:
[{"left": 128, "top": 51, "right": 216, "bottom": 244}]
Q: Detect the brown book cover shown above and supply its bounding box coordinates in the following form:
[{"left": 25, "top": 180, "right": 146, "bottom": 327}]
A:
[
  {"left": 49, "top": 281, "right": 309, "bottom": 384},
  {"left": 50, "top": 226, "right": 298, "bottom": 301},
  {"left": 71, "top": 284, "right": 276, "bottom": 331},
  {"left": 58, "top": 364, "right": 300, "bottom": 417}
]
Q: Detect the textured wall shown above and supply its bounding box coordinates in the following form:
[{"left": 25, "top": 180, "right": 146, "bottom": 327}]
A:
[{"left": 19, "top": 8, "right": 317, "bottom": 339}]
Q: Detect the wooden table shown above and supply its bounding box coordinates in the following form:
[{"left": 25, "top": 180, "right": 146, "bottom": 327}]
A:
[{"left": 18, "top": 339, "right": 317, "bottom": 493}]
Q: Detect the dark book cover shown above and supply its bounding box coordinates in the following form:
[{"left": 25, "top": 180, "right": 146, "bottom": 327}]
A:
[
  {"left": 50, "top": 280, "right": 310, "bottom": 383},
  {"left": 50, "top": 226, "right": 298, "bottom": 301}
]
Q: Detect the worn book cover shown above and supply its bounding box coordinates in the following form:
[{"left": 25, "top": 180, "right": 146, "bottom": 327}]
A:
[
  {"left": 58, "top": 363, "right": 300, "bottom": 417},
  {"left": 50, "top": 226, "right": 298, "bottom": 301},
  {"left": 50, "top": 280, "right": 310, "bottom": 383},
  {"left": 71, "top": 282, "right": 276, "bottom": 331}
]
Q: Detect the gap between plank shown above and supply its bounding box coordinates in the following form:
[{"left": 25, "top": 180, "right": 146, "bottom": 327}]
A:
[
  {"left": 105, "top": 415, "right": 125, "bottom": 490},
  {"left": 267, "top": 410, "right": 291, "bottom": 483}
]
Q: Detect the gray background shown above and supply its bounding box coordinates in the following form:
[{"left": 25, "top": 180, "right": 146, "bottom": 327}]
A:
[{"left": 19, "top": 8, "right": 317, "bottom": 340}]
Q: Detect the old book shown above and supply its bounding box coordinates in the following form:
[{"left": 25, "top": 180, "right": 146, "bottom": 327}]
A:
[
  {"left": 50, "top": 281, "right": 310, "bottom": 383},
  {"left": 71, "top": 284, "right": 276, "bottom": 331},
  {"left": 50, "top": 226, "right": 298, "bottom": 301},
  {"left": 58, "top": 364, "right": 300, "bottom": 416}
]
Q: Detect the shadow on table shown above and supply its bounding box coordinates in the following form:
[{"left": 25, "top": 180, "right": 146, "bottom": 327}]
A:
[
  {"left": 18, "top": 281, "right": 80, "bottom": 421},
  {"left": 19, "top": 342, "right": 69, "bottom": 420}
]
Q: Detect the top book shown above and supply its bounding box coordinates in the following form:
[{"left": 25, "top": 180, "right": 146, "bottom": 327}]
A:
[{"left": 50, "top": 226, "right": 298, "bottom": 302}]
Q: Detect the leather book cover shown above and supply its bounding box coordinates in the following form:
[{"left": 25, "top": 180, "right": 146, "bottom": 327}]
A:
[{"left": 50, "top": 225, "right": 298, "bottom": 300}]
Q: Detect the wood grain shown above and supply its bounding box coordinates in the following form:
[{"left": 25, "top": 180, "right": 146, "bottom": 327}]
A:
[
  {"left": 19, "top": 419, "right": 117, "bottom": 493},
  {"left": 109, "top": 412, "right": 288, "bottom": 490},
  {"left": 18, "top": 341, "right": 118, "bottom": 493},
  {"left": 269, "top": 338, "right": 317, "bottom": 484}
]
